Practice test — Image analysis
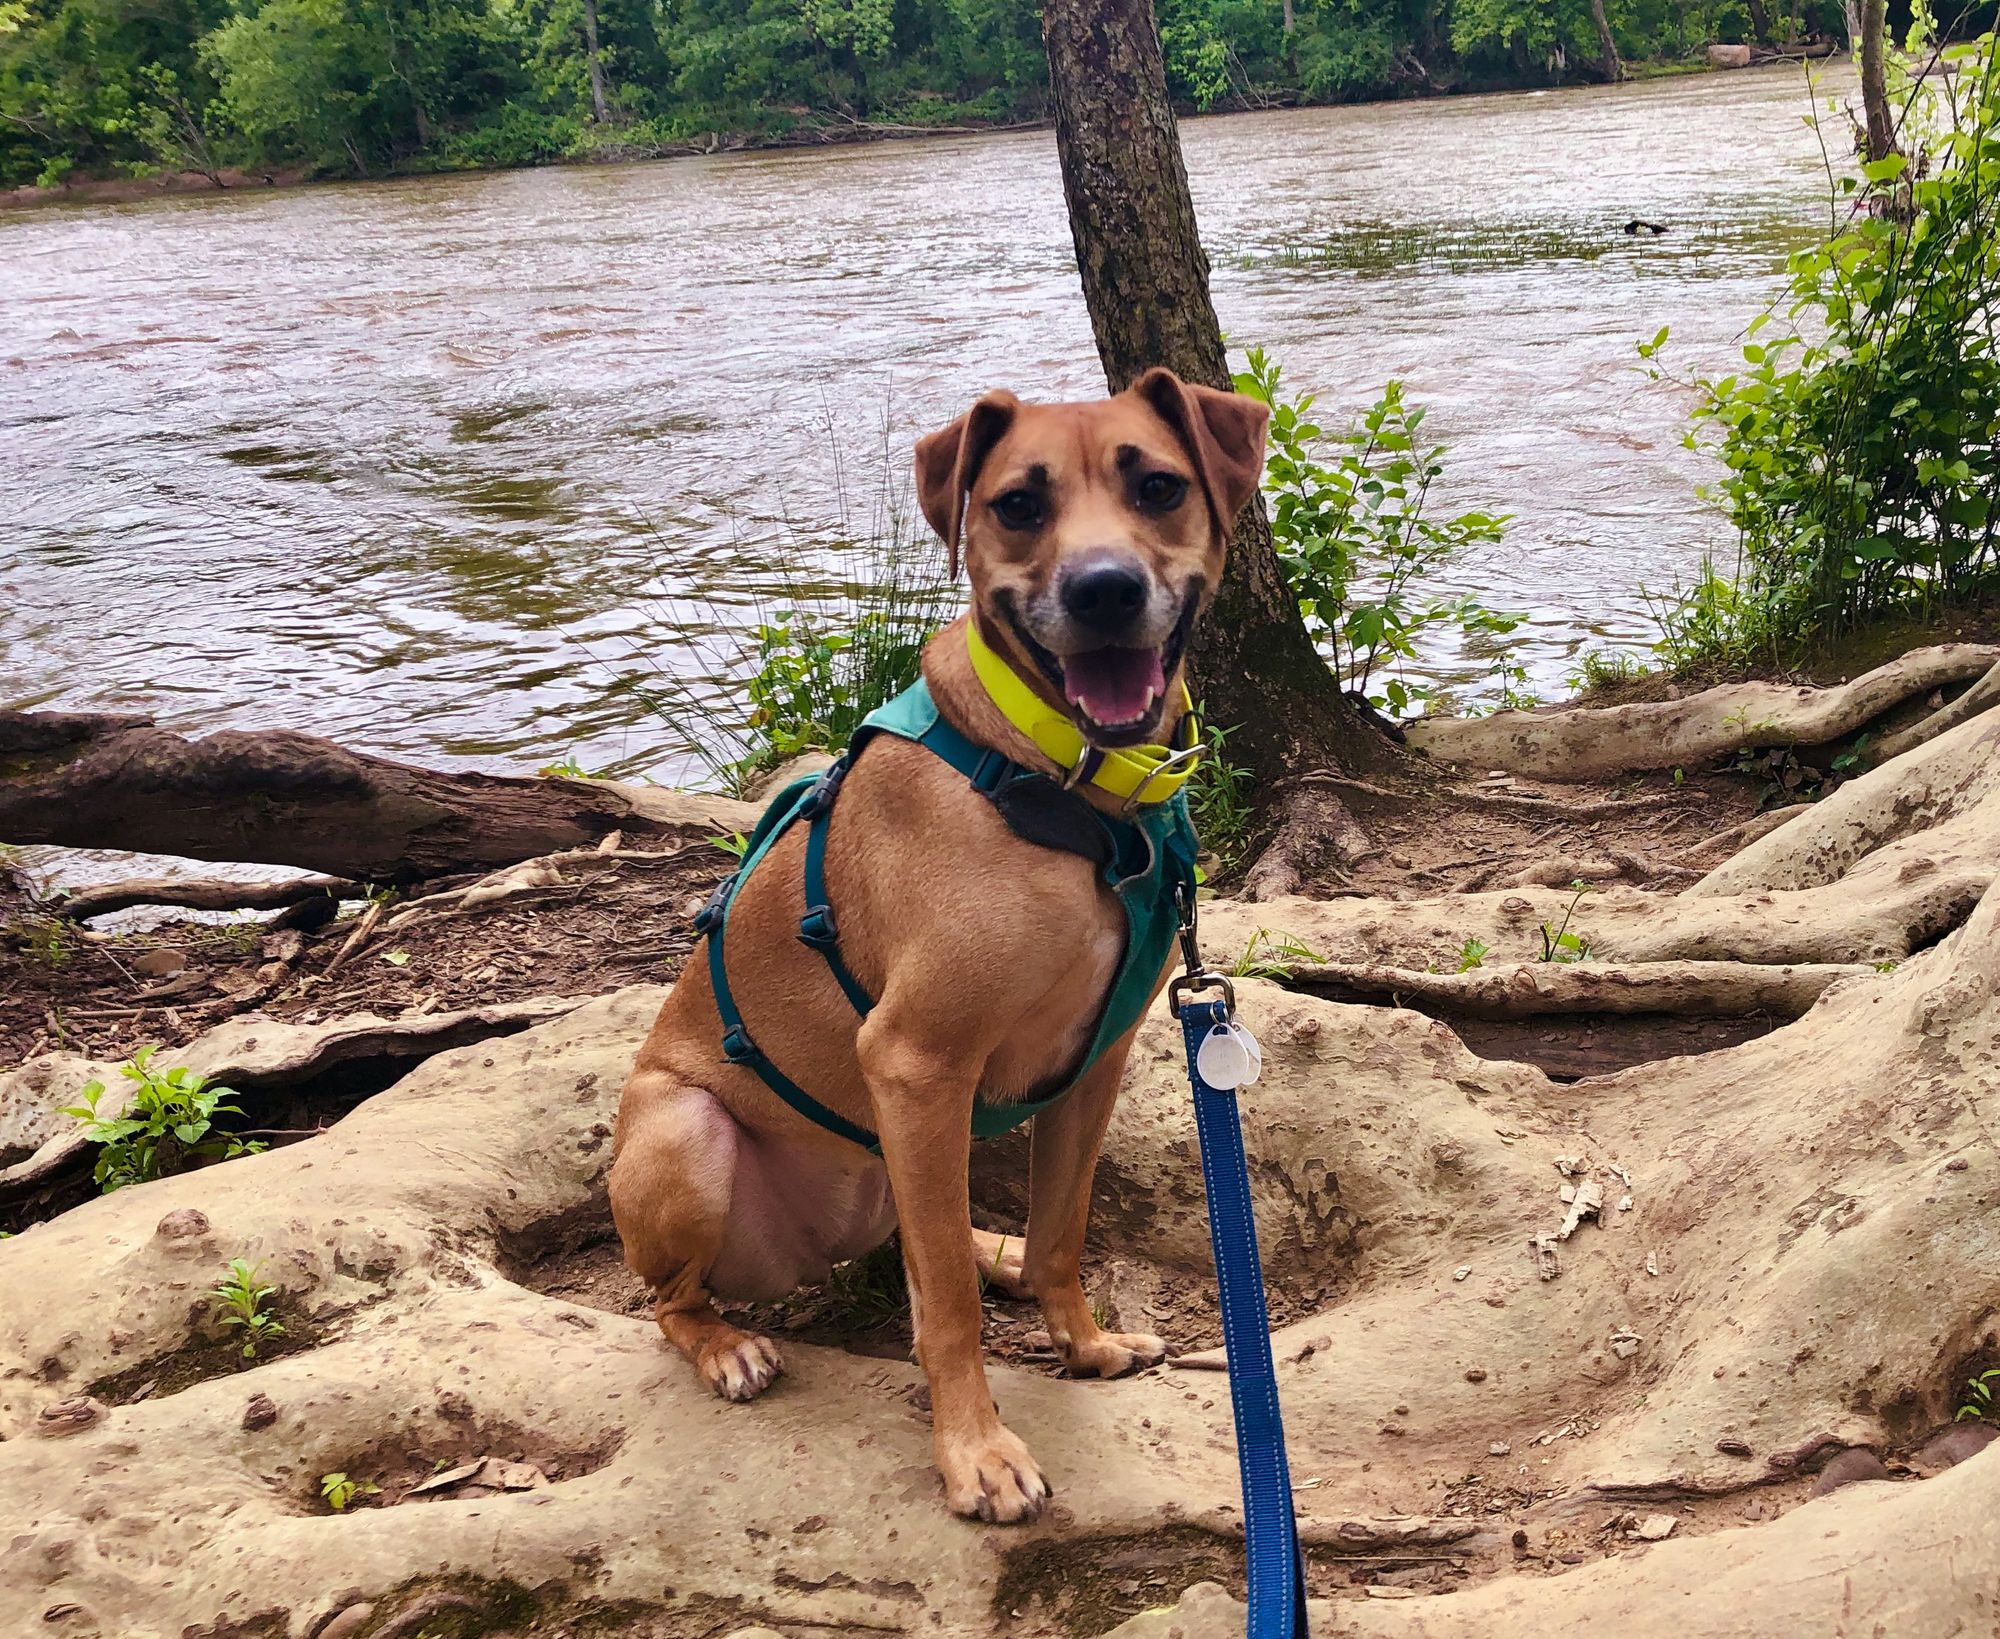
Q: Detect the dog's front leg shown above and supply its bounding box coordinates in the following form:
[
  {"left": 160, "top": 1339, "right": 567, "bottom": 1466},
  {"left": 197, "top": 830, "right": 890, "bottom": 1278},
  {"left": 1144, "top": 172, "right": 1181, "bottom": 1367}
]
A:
[
  {"left": 858, "top": 1018, "right": 1049, "bottom": 1524},
  {"left": 1025, "top": 1040, "right": 1168, "bottom": 1378}
]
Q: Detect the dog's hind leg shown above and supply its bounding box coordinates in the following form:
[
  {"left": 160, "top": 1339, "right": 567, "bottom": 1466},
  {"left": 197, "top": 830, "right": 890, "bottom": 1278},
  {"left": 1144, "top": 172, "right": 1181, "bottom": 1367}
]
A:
[
  {"left": 1024, "top": 1042, "right": 1167, "bottom": 1379},
  {"left": 609, "top": 1069, "right": 782, "bottom": 1403},
  {"left": 970, "top": 1228, "right": 1032, "bottom": 1299}
]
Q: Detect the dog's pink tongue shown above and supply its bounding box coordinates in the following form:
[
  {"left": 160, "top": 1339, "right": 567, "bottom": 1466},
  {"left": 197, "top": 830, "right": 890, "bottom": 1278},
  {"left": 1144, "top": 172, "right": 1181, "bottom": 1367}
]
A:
[{"left": 1063, "top": 646, "right": 1166, "bottom": 726}]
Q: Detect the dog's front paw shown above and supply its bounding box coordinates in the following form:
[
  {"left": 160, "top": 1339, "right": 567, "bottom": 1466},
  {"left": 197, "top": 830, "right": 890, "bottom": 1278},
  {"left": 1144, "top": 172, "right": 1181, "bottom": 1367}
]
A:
[
  {"left": 937, "top": 1423, "right": 1049, "bottom": 1524},
  {"left": 1058, "top": 1328, "right": 1167, "bottom": 1378},
  {"left": 697, "top": 1330, "right": 783, "bottom": 1402}
]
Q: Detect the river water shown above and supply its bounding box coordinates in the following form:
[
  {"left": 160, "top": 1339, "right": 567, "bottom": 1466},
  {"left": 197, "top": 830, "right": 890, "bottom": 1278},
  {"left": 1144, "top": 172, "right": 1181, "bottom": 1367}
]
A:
[{"left": 0, "top": 64, "right": 1849, "bottom": 786}]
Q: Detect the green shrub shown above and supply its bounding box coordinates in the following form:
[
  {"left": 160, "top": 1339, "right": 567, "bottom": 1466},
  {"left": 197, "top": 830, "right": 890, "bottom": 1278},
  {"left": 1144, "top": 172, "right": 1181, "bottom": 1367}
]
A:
[
  {"left": 1234, "top": 347, "right": 1519, "bottom": 716},
  {"left": 1645, "top": 36, "right": 2000, "bottom": 663},
  {"left": 440, "top": 107, "right": 581, "bottom": 170}
]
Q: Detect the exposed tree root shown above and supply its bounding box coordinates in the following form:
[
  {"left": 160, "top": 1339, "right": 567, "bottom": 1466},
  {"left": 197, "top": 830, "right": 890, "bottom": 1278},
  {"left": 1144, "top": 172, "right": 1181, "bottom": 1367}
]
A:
[
  {"left": 1866, "top": 655, "right": 2000, "bottom": 765},
  {"left": 1288, "top": 958, "right": 1865, "bottom": 1019},
  {"left": 1695, "top": 707, "right": 2000, "bottom": 894},
  {"left": 1407, "top": 641, "right": 2000, "bottom": 778},
  {"left": 1242, "top": 782, "right": 1374, "bottom": 900},
  {"left": 0, "top": 994, "right": 585, "bottom": 1212}
]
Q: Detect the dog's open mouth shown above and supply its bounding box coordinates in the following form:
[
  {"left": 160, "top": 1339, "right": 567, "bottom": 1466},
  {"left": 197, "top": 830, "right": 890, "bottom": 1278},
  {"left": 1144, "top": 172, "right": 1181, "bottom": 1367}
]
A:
[{"left": 1004, "top": 597, "right": 1196, "bottom": 748}]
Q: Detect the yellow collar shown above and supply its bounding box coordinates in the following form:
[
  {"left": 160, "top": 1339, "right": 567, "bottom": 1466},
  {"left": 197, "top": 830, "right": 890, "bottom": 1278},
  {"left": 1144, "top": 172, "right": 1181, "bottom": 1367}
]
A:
[{"left": 964, "top": 619, "right": 1201, "bottom": 807}]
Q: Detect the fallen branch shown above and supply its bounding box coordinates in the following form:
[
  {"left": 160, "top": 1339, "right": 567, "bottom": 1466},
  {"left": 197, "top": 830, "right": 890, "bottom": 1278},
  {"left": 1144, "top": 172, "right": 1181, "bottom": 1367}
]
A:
[
  {"left": 52, "top": 875, "right": 355, "bottom": 923},
  {"left": 0, "top": 709, "right": 759, "bottom": 882}
]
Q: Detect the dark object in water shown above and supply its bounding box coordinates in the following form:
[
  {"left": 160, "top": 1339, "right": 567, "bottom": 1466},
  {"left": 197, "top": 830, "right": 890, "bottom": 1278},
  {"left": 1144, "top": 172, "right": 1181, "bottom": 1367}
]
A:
[{"left": 1624, "top": 219, "right": 1668, "bottom": 235}]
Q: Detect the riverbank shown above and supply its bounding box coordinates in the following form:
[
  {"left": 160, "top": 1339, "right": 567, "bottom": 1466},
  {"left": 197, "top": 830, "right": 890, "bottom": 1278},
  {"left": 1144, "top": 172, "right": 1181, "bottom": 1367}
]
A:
[{"left": 0, "top": 48, "right": 1813, "bottom": 214}]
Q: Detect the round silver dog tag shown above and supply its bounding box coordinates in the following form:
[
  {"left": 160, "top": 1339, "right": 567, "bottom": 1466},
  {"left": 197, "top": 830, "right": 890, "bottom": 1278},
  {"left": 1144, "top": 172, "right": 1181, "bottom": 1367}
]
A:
[{"left": 1196, "top": 1021, "right": 1263, "bottom": 1090}]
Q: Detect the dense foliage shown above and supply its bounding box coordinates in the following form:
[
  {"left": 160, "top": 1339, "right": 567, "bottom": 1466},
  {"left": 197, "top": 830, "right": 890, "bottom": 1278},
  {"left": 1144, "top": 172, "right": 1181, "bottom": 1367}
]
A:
[
  {"left": 1647, "top": 31, "right": 2000, "bottom": 663},
  {"left": 2, "top": 0, "right": 1852, "bottom": 188}
]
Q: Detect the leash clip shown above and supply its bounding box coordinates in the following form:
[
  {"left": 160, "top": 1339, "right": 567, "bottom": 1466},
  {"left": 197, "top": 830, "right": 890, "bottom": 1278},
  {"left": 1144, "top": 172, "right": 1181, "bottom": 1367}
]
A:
[{"left": 1169, "top": 879, "right": 1235, "bottom": 1019}]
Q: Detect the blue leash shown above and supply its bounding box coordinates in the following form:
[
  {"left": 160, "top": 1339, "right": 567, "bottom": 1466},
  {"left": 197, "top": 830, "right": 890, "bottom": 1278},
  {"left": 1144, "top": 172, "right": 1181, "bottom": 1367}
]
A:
[{"left": 1173, "top": 917, "right": 1310, "bottom": 1637}]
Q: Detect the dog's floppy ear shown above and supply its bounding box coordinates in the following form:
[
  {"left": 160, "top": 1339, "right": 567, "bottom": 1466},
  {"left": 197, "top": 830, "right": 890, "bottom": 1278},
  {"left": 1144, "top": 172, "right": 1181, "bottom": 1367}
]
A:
[
  {"left": 914, "top": 390, "right": 1020, "bottom": 577},
  {"left": 1130, "top": 367, "right": 1270, "bottom": 541}
]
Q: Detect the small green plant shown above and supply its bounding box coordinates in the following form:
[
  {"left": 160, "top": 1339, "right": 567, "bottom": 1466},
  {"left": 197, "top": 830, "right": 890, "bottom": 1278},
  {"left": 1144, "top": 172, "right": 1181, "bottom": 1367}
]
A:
[
  {"left": 1568, "top": 648, "right": 1645, "bottom": 693},
  {"left": 1230, "top": 928, "right": 1327, "bottom": 981},
  {"left": 818, "top": 1240, "right": 908, "bottom": 1330},
  {"left": 1537, "top": 884, "right": 1594, "bottom": 964},
  {"left": 1456, "top": 938, "right": 1490, "bottom": 972},
  {"left": 215, "top": 919, "right": 262, "bottom": 955},
  {"left": 9, "top": 915, "right": 74, "bottom": 969},
  {"left": 1188, "top": 718, "right": 1255, "bottom": 871},
  {"left": 62, "top": 1047, "right": 264, "bottom": 1192},
  {"left": 1956, "top": 1367, "right": 2000, "bottom": 1422},
  {"left": 537, "top": 752, "right": 603, "bottom": 780},
  {"left": 1235, "top": 347, "right": 1521, "bottom": 716},
  {"left": 211, "top": 1258, "right": 286, "bottom": 1359},
  {"left": 709, "top": 831, "right": 750, "bottom": 859},
  {"left": 319, "top": 1472, "right": 380, "bottom": 1511}
]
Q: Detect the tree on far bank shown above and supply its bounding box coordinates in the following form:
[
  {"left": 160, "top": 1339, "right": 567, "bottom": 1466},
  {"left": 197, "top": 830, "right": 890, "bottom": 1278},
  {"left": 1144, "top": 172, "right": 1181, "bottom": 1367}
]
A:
[
  {"left": 1041, "top": 0, "right": 1401, "bottom": 861},
  {"left": 1588, "top": 0, "right": 1623, "bottom": 79}
]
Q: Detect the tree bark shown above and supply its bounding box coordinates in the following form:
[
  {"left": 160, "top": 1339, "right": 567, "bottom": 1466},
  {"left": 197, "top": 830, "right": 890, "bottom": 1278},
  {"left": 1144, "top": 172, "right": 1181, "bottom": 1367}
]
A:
[
  {"left": 1040, "top": 0, "right": 1396, "bottom": 786},
  {"left": 1857, "top": 0, "right": 1896, "bottom": 162},
  {"left": 583, "top": 0, "right": 611, "bottom": 124},
  {"left": 1745, "top": 0, "right": 1773, "bottom": 46},
  {"left": 1588, "top": 0, "right": 1623, "bottom": 81},
  {"left": 0, "top": 711, "right": 752, "bottom": 883}
]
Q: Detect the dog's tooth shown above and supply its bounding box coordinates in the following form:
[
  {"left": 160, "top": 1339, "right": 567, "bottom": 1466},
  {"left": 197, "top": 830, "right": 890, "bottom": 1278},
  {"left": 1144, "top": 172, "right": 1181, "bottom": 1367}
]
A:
[{"left": 1143, "top": 687, "right": 1158, "bottom": 710}]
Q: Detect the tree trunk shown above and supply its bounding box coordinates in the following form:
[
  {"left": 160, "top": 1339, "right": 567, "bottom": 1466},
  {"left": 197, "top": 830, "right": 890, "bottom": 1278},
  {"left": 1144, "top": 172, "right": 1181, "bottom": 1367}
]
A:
[
  {"left": 0, "top": 711, "right": 751, "bottom": 883},
  {"left": 1040, "top": 0, "right": 1396, "bottom": 788},
  {"left": 1282, "top": 0, "right": 1295, "bottom": 33},
  {"left": 1588, "top": 0, "right": 1623, "bottom": 80},
  {"left": 1745, "top": 0, "right": 1773, "bottom": 46},
  {"left": 583, "top": 0, "right": 611, "bottom": 124},
  {"left": 1857, "top": 0, "right": 1895, "bottom": 162}
]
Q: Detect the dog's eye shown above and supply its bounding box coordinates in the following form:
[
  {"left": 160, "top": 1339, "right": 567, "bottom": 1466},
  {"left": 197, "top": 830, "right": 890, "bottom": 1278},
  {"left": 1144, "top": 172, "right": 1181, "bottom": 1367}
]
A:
[
  {"left": 1137, "top": 472, "right": 1188, "bottom": 512},
  {"left": 991, "top": 489, "right": 1044, "bottom": 531}
]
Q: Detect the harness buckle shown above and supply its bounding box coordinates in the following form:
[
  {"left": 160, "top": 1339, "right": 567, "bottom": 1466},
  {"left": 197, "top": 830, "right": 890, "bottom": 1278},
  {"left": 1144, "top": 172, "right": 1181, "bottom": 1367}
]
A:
[
  {"left": 796, "top": 757, "right": 850, "bottom": 818},
  {"left": 720, "top": 1025, "right": 758, "bottom": 1064},
  {"left": 692, "top": 875, "right": 735, "bottom": 936},
  {"left": 797, "top": 904, "right": 839, "bottom": 950}
]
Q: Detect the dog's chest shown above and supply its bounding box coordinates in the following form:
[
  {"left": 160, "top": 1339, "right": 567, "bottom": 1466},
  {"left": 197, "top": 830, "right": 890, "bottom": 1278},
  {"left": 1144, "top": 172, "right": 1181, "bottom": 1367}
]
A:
[{"left": 979, "top": 910, "right": 1125, "bottom": 1102}]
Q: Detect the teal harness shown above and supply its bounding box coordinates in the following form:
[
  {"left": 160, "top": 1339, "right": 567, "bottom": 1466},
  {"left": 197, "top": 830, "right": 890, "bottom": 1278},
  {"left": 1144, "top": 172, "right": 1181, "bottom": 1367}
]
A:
[{"left": 693, "top": 679, "right": 1200, "bottom": 1153}]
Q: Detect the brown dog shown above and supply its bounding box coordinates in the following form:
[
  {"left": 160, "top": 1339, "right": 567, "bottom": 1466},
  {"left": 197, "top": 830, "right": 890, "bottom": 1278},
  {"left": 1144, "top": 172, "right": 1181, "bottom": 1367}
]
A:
[{"left": 609, "top": 367, "right": 1268, "bottom": 1523}]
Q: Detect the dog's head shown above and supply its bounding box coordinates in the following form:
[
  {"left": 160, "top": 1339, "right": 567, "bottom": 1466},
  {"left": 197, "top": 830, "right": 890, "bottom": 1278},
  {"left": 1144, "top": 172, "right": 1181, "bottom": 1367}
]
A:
[{"left": 915, "top": 368, "right": 1269, "bottom": 748}]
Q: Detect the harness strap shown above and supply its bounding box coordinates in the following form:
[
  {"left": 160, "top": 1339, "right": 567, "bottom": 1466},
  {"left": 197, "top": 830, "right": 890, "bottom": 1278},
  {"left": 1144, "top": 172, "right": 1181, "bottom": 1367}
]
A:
[
  {"left": 1180, "top": 997, "right": 1311, "bottom": 1638},
  {"left": 799, "top": 765, "right": 874, "bottom": 1018},
  {"left": 707, "top": 871, "right": 883, "bottom": 1154}
]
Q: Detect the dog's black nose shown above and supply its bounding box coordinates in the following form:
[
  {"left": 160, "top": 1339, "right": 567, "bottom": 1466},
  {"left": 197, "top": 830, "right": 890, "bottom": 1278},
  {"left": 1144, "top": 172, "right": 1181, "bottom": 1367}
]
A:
[{"left": 1060, "top": 556, "right": 1149, "bottom": 634}]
